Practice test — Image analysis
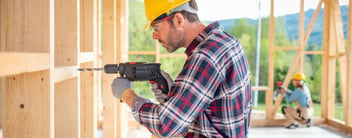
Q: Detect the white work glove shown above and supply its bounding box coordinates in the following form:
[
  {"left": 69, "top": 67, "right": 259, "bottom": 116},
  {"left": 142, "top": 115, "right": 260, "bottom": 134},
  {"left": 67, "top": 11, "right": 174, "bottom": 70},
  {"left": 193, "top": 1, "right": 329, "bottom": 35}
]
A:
[{"left": 150, "top": 71, "right": 173, "bottom": 104}]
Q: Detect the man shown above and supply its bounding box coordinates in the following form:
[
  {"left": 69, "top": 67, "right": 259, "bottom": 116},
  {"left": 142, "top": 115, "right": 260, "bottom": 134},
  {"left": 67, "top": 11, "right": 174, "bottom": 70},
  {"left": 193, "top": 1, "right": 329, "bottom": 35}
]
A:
[
  {"left": 279, "top": 72, "right": 313, "bottom": 129},
  {"left": 111, "top": 0, "right": 252, "bottom": 137}
]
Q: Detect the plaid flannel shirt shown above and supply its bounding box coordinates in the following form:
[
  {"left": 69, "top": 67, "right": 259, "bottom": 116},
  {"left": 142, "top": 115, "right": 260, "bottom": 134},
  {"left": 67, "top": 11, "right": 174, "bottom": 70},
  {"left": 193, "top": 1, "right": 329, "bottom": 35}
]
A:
[{"left": 132, "top": 22, "right": 252, "bottom": 138}]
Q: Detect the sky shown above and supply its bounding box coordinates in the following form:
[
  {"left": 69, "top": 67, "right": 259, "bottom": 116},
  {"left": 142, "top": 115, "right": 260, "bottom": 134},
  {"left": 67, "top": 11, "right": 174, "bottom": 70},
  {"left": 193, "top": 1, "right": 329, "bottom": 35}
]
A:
[{"left": 196, "top": 0, "right": 349, "bottom": 21}]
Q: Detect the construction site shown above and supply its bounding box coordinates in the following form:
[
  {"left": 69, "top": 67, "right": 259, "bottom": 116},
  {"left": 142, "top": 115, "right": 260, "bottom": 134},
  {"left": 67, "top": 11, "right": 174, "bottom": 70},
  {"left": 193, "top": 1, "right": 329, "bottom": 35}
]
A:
[{"left": 0, "top": 0, "right": 352, "bottom": 137}]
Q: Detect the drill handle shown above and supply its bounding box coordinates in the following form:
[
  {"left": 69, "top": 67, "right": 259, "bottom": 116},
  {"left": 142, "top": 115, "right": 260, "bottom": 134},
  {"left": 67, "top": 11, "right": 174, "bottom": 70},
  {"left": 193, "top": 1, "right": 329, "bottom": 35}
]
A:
[{"left": 150, "top": 76, "right": 169, "bottom": 95}]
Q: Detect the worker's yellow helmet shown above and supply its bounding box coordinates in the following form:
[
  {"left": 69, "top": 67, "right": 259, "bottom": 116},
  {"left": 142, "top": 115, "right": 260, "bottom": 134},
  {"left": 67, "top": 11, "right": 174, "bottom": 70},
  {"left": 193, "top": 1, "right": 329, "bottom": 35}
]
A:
[
  {"left": 292, "top": 72, "right": 306, "bottom": 81},
  {"left": 143, "top": 0, "right": 191, "bottom": 31}
]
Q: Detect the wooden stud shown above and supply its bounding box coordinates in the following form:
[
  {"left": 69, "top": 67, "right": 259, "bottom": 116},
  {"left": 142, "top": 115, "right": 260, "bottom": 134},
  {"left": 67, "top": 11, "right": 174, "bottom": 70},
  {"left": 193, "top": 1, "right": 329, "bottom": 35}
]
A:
[
  {"left": 327, "top": 0, "right": 337, "bottom": 119},
  {"left": 80, "top": 0, "right": 99, "bottom": 137},
  {"left": 274, "top": 46, "right": 300, "bottom": 50},
  {"left": 304, "top": 51, "right": 326, "bottom": 55},
  {"left": 298, "top": 0, "right": 305, "bottom": 72},
  {"left": 331, "top": 0, "right": 348, "bottom": 122},
  {"left": 346, "top": 0, "right": 352, "bottom": 127},
  {"left": 102, "top": 0, "right": 117, "bottom": 137},
  {"left": 266, "top": 0, "right": 275, "bottom": 120},
  {"left": 116, "top": 0, "right": 129, "bottom": 137},
  {"left": 321, "top": 0, "right": 330, "bottom": 120},
  {"left": 1, "top": 0, "right": 54, "bottom": 137},
  {"left": 54, "top": 66, "right": 78, "bottom": 83},
  {"left": 54, "top": 0, "right": 80, "bottom": 137},
  {"left": 128, "top": 51, "right": 157, "bottom": 55},
  {"left": 0, "top": 53, "right": 50, "bottom": 77}
]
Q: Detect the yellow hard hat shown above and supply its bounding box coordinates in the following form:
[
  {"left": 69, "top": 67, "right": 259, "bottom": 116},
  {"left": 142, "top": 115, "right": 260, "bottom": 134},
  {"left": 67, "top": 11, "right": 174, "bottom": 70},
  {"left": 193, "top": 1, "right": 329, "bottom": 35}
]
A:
[
  {"left": 292, "top": 72, "right": 306, "bottom": 81},
  {"left": 143, "top": 0, "right": 190, "bottom": 31}
]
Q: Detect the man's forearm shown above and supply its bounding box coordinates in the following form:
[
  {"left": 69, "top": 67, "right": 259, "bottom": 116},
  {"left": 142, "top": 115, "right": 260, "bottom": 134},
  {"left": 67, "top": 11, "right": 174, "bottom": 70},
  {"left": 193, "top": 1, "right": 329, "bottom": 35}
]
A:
[{"left": 122, "top": 89, "right": 138, "bottom": 108}]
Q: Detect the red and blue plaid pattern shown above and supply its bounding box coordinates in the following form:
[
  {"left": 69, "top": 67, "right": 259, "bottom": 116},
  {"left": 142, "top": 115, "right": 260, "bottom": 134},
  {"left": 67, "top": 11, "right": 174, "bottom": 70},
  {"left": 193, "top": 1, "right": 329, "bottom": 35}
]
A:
[{"left": 131, "top": 22, "right": 252, "bottom": 138}]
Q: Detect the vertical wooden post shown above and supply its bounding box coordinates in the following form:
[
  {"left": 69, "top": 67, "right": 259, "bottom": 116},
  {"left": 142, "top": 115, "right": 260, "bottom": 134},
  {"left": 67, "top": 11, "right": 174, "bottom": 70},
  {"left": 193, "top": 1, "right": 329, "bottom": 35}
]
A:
[
  {"left": 1, "top": 0, "right": 54, "bottom": 137},
  {"left": 325, "top": 0, "right": 336, "bottom": 119},
  {"left": 80, "top": 0, "right": 98, "bottom": 137},
  {"left": 331, "top": 0, "right": 348, "bottom": 122},
  {"left": 298, "top": 0, "right": 305, "bottom": 72},
  {"left": 116, "top": 0, "right": 129, "bottom": 137},
  {"left": 54, "top": 0, "right": 80, "bottom": 137},
  {"left": 266, "top": 0, "right": 275, "bottom": 120},
  {"left": 321, "top": 0, "right": 330, "bottom": 119},
  {"left": 102, "top": 0, "right": 117, "bottom": 137},
  {"left": 346, "top": 0, "right": 352, "bottom": 127}
]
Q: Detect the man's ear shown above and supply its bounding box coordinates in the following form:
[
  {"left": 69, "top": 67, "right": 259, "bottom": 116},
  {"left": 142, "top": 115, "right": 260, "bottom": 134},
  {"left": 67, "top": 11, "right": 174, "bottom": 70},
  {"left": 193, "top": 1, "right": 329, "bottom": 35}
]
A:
[{"left": 173, "top": 13, "right": 185, "bottom": 28}]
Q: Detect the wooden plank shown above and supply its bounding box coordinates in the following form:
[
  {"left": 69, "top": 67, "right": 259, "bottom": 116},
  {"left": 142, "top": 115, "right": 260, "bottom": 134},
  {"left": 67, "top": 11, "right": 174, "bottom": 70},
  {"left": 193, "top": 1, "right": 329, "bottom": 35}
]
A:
[
  {"left": 266, "top": 0, "right": 275, "bottom": 120},
  {"left": 55, "top": 78, "right": 79, "bottom": 137},
  {"left": 54, "top": 66, "right": 78, "bottom": 83},
  {"left": 6, "top": 71, "right": 52, "bottom": 138},
  {"left": 1, "top": 0, "right": 54, "bottom": 137},
  {"left": 128, "top": 51, "right": 156, "bottom": 55},
  {"left": 54, "top": 0, "right": 80, "bottom": 137},
  {"left": 298, "top": 0, "right": 305, "bottom": 72},
  {"left": 346, "top": 0, "right": 352, "bottom": 127},
  {"left": 116, "top": 0, "right": 129, "bottom": 137},
  {"left": 274, "top": 46, "right": 300, "bottom": 50},
  {"left": 304, "top": 51, "right": 326, "bottom": 55},
  {"left": 80, "top": 0, "right": 98, "bottom": 137},
  {"left": 321, "top": 0, "right": 330, "bottom": 120},
  {"left": 331, "top": 0, "right": 348, "bottom": 123},
  {"left": 102, "top": 0, "right": 117, "bottom": 137},
  {"left": 327, "top": 1, "right": 337, "bottom": 119},
  {"left": 80, "top": 62, "right": 97, "bottom": 138},
  {"left": 79, "top": 52, "right": 95, "bottom": 64},
  {"left": 0, "top": 53, "right": 50, "bottom": 77}
]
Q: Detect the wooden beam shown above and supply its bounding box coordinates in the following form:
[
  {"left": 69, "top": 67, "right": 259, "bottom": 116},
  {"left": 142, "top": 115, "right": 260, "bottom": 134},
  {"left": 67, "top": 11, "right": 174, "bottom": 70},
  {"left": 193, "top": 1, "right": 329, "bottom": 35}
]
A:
[
  {"left": 116, "top": 0, "right": 129, "bottom": 137},
  {"left": 102, "top": 0, "right": 117, "bottom": 137},
  {"left": 274, "top": 46, "right": 300, "bottom": 50},
  {"left": 128, "top": 51, "right": 156, "bottom": 55},
  {"left": 346, "top": 0, "right": 352, "bottom": 127},
  {"left": 331, "top": 0, "right": 348, "bottom": 123},
  {"left": 0, "top": 53, "right": 50, "bottom": 77},
  {"left": 54, "top": 0, "right": 80, "bottom": 137},
  {"left": 321, "top": 0, "right": 330, "bottom": 120},
  {"left": 298, "top": 0, "right": 305, "bottom": 72},
  {"left": 80, "top": 0, "right": 98, "bottom": 137},
  {"left": 304, "top": 51, "right": 326, "bottom": 55},
  {"left": 266, "top": 0, "right": 275, "bottom": 120},
  {"left": 54, "top": 66, "right": 78, "bottom": 83},
  {"left": 326, "top": 1, "right": 337, "bottom": 119},
  {"left": 1, "top": 0, "right": 54, "bottom": 137}
]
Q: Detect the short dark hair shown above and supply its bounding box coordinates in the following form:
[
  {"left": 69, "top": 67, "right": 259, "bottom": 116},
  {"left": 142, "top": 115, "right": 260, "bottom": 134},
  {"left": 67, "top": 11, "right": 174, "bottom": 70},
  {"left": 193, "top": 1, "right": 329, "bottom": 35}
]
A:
[{"left": 167, "top": 0, "right": 199, "bottom": 25}]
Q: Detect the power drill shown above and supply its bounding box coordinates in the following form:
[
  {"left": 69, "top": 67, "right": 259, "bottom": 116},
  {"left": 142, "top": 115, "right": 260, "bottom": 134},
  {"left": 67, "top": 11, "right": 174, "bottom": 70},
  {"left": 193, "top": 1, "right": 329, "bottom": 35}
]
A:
[{"left": 78, "top": 62, "right": 169, "bottom": 95}]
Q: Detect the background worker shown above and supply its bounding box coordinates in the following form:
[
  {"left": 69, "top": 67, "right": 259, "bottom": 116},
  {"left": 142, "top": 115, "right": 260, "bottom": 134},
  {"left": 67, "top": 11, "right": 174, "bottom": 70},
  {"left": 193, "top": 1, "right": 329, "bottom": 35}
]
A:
[
  {"left": 279, "top": 72, "right": 313, "bottom": 129},
  {"left": 111, "top": 0, "right": 252, "bottom": 137}
]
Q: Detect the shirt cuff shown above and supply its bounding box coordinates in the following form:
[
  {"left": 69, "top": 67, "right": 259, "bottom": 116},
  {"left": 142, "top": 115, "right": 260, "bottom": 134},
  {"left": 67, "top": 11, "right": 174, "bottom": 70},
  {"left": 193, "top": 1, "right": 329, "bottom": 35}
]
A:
[{"left": 131, "top": 96, "right": 152, "bottom": 123}]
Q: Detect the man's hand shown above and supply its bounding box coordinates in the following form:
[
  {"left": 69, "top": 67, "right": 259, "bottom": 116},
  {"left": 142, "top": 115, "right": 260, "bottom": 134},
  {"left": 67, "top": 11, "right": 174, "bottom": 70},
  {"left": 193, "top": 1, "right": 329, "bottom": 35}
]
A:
[
  {"left": 150, "top": 71, "right": 173, "bottom": 103},
  {"left": 111, "top": 77, "right": 131, "bottom": 100}
]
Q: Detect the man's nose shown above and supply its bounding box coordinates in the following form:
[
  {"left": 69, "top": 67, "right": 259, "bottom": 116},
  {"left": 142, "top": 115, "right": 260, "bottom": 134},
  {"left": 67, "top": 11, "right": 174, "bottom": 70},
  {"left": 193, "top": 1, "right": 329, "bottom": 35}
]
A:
[{"left": 152, "top": 32, "right": 159, "bottom": 40}]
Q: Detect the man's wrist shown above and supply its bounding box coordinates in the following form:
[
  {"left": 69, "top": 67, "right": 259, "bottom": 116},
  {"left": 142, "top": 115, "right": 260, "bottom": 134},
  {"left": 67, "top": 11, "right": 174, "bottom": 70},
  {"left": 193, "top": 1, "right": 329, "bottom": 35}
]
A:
[{"left": 122, "top": 89, "right": 138, "bottom": 107}]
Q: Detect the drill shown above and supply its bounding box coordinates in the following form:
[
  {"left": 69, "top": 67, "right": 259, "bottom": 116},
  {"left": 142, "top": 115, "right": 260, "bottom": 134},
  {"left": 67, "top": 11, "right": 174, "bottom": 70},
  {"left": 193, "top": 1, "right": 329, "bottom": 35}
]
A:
[{"left": 78, "top": 62, "right": 169, "bottom": 95}]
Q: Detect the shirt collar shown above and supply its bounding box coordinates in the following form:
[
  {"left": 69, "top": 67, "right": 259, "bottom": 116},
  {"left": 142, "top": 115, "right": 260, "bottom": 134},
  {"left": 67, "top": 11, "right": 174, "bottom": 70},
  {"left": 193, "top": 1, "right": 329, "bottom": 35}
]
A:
[{"left": 184, "top": 22, "right": 221, "bottom": 57}]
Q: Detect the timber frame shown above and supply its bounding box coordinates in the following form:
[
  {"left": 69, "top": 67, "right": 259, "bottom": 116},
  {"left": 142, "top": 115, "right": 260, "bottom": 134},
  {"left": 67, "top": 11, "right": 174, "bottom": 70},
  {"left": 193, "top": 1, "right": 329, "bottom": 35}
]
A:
[{"left": 0, "top": 0, "right": 351, "bottom": 137}]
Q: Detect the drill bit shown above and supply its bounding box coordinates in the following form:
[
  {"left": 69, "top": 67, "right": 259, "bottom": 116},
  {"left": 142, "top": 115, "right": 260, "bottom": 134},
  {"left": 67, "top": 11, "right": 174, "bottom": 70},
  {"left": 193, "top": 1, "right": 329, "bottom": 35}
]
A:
[{"left": 77, "top": 68, "right": 104, "bottom": 71}]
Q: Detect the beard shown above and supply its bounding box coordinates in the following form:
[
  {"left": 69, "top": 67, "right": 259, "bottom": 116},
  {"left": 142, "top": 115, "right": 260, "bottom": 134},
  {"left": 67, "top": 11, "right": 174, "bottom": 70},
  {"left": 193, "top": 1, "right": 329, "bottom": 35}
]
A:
[{"left": 163, "top": 26, "right": 186, "bottom": 53}]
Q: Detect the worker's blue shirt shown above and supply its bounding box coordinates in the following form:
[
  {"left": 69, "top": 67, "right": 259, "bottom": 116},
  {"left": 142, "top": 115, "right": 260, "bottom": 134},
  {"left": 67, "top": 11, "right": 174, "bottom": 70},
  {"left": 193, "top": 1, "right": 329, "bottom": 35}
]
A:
[{"left": 285, "top": 85, "right": 311, "bottom": 108}]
